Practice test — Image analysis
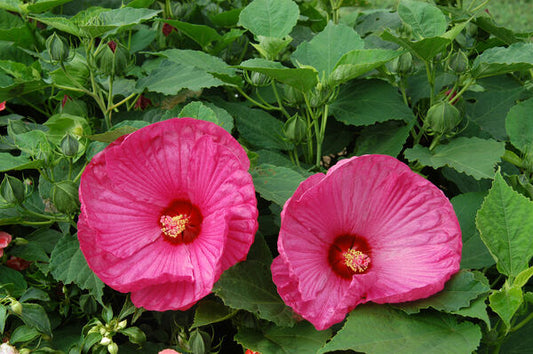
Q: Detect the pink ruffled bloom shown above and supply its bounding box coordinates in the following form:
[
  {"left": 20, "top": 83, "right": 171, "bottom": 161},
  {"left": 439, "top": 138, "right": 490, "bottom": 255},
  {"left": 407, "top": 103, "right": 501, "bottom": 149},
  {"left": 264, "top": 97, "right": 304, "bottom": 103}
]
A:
[
  {"left": 272, "top": 155, "right": 461, "bottom": 330},
  {"left": 0, "top": 231, "right": 12, "bottom": 258},
  {"left": 158, "top": 350, "right": 181, "bottom": 354},
  {"left": 78, "top": 118, "right": 258, "bottom": 311}
]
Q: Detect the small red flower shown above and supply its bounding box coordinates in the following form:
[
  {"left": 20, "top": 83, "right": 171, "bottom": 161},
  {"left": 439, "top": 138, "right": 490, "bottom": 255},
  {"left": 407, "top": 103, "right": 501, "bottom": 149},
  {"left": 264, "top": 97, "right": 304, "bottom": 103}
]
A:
[
  {"left": 162, "top": 23, "right": 176, "bottom": 37},
  {"left": 134, "top": 95, "right": 152, "bottom": 110},
  {"left": 62, "top": 95, "right": 71, "bottom": 108},
  {"left": 107, "top": 40, "right": 117, "bottom": 53},
  {"left": 6, "top": 256, "right": 31, "bottom": 271},
  {"left": 0, "top": 101, "right": 5, "bottom": 111},
  {"left": 245, "top": 350, "right": 260, "bottom": 354},
  {"left": 0, "top": 232, "right": 11, "bottom": 257}
]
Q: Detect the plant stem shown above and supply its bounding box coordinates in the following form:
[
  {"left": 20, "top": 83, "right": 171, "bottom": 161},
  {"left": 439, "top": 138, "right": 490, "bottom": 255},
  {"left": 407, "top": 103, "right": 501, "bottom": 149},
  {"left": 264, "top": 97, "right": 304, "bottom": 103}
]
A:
[
  {"left": 236, "top": 87, "right": 279, "bottom": 111},
  {"left": 271, "top": 82, "right": 291, "bottom": 119},
  {"left": 511, "top": 312, "right": 533, "bottom": 332}
]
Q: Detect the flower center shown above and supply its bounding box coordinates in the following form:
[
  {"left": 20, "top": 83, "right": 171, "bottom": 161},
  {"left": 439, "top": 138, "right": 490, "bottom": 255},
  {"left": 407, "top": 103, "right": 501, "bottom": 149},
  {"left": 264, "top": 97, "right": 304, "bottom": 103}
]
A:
[
  {"left": 159, "top": 201, "right": 202, "bottom": 244},
  {"left": 343, "top": 249, "right": 370, "bottom": 273},
  {"left": 328, "top": 235, "right": 371, "bottom": 279}
]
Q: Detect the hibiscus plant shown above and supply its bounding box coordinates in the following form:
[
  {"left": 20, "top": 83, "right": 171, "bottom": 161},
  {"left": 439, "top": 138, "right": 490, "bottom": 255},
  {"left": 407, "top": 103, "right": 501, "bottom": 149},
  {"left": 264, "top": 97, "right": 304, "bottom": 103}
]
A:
[{"left": 1, "top": 0, "right": 533, "bottom": 353}]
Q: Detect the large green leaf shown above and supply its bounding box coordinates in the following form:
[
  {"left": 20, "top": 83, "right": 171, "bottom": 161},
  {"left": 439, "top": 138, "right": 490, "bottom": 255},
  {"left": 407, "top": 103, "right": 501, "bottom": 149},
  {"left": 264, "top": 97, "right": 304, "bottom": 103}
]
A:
[
  {"left": 451, "top": 192, "right": 494, "bottom": 269},
  {"left": 136, "top": 60, "right": 225, "bottom": 95},
  {"left": 0, "top": 9, "right": 33, "bottom": 46},
  {"left": 471, "top": 42, "right": 533, "bottom": 79},
  {"left": 404, "top": 137, "right": 505, "bottom": 180},
  {"left": 505, "top": 97, "right": 533, "bottom": 152},
  {"left": 239, "top": 58, "right": 317, "bottom": 91},
  {"left": 451, "top": 295, "right": 490, "bottom": 328},
  {"left": 291, "top": 22, "right": 364, "bottom": 79},
  {"left": 476, "top": 172, "right": 533, "bottom": 278},
  {"left": 238, "top": 0, "right": 299, "bottom": 38},
  {"left": 0, "top": 153, "right": 42, "bottom": 172},
  {"left": 330, "top": 79, "right": 414, "bottom": 126},
  {"left": 160, "top": 19, "right": 221, "bottom": 49},
  {"left": 489, "top": 285, "right": 523, "bottom": 328},
  {"left": 398, "top": 0, "right": 447, "bottom": 38},
  {"left": 0, "top": 60, "right": 46, "bottom": 101},
  {"left": 395, "top": 271, "right": 490, "bottom": 314},
  {"left": 26, "top": 0, "right": 72, "bottom": 13},
  {"left": 192, "top": 300, "right": 237, "bottom": 329},
  {"left": 0, "top": 265, "right": 27, "bottom": 297},
  {"left": 19, "top": 303, "right": 51, "bottom": 337},
  {"left": 235, "top": 322, "right": 331, "bottom": 354},
  {"left": 329, "top": 49, "right": 402, "bottom": 85},
  {"left": 213, "top": 260, "right": 296, "bottom": 327},
  {"left": 49, "top": 234, "right": 104, "bottom": 303},
  {"left": 320, "top": 304, "right": 482, "bottom": 354},
  {"left": 251, "top": 164, "right": 305, "bottom": 206},
  {"left": 355, "top": 121, "right": 412, "bottom": 157},
  {"left": 464, "top": 76, "right": 526, "bottom": 140},
  {"left": 79, "top": 7, "right": 161, "bottom": 38},
  {"left": 178, "top": 101, "right": 234, "bottom": 133}
]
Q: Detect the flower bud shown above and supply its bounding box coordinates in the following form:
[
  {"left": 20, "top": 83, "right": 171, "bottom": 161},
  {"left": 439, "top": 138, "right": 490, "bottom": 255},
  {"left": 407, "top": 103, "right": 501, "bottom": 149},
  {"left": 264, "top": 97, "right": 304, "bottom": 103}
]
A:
[
  {"left": 391, "top": 52, "right": 413, "bottom": 74},
  {"left": 100, "top": 336, "right": 112, "bottom": 346},
  {"left": 94, "top": 40, "right": 130, "bottom": 76},
  {"left": 46, "top": 32, "right": 70, "bottom": 63},
  {"left": 51, "top": 180, "right": 80, "bottom": 214},
  {"left": 283, "top": 114, "right": 307, "bottom": 144},
  {"left": 1, "top": 175, "right": 25, "bottom": 205},
  {"left": 448, "top": 50, "right": 469, "bottom": 73},
  {"left": 309, "top": 83, "right": 333, "bottom": 108},
  {"left": 426, "top": 101, "right": 461, "bottom": 135},
  {"left": 189, "top": 329, "right": 211, "bottom": 354},
  {"left": 1, "top": 342, "right": 20, "bottom": 354},
  {"left": 107, "top": 342, "right": 118, "bottom": 354},
  {"left": 10, "top": 300, "right": 23, "bottom": 315},
  {"left": 117, "top": 320, "right": 127, "bottom": 330},
  {"left": 61, "top": 133, "right": 79, "bottom": 157},
  {"left": 244, "top": 71, "right": 272, "bottom": 87},
  {"left": 283, "top": 85, "right": 304, "bottom": 106}
]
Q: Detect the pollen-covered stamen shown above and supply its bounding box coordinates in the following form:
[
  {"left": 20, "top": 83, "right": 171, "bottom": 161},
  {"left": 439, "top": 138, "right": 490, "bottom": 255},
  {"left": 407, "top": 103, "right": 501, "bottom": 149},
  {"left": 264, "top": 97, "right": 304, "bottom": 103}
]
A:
[
  {"left": 160, "top": 214, "right": 190, "bottom": 238},
  {"left": 343, "top": 249, "right": 370, "bottom": 273}
]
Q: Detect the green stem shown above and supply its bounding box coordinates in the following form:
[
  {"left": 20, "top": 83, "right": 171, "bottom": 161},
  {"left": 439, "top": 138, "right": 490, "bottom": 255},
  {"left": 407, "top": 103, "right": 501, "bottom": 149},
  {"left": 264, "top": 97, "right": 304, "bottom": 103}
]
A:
[
  {"left": 68, "top": 157, "right": 73, "bottom": 180},
  {"left": 429, "top": 134, "right": 442, "bottom": 151},
  {"left": 511, "top": 311, "right": 533, "bottom": 332},
  {"left": 449, "top": 78, "right": 474, "bottom": 105},
  {"left": 424, "top": 61, "right": 435, "bottom": 106},
  {"left": 271, "top": 82, "right": 291, "bottom": 119},
  {"left": 106, "top": 75, "right": 114, "bottom": 129},
  {"left": 236, "top": 87, "right": 280, "bottom": 111},
  {"left": 108, "top": 93, "right": 137, "bottom": 112},
  {"left": 18, "top": 96, "right": 49, "bottom": 116},
  {"left": 21, "top": 207, "right": 64, "bottom": 221},
  {"left": 502, "top": 150, "right": 524, "bottom": 168}
]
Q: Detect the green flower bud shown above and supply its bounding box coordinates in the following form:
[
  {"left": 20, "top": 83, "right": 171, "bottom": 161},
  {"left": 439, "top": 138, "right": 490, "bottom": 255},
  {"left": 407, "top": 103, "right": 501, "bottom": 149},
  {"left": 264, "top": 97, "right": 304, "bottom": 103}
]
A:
[
  {"left": 94, "top": 40, "right": 130, "bottom": 76},
  {"left": 10, "top": 300, "right": 23, "bottom": 315},
  {"left": 283, "top": 85, "right": 304, "bottom": 106},
  {"left": 283, "top": 114, "right": 308, "bottom": 144},
  {"left": 107, "top": 342, "right": 118, "bottom": 354},
  {"left": 426, "top": 101, "right": 461, "bottom": 135},
  {"left": 100, "top": 336, "right": 112, "bottom": 346},
  {"left": 61, "top": 133, "right": 80, "bottom": 157},
  {"left": 46, "top": 32, "right": 70, "bottom": 63},
  {"left": 19, "top": 348, "right": 32, "bottom": 354},
  {"left": 189, "top": 329, "right": 211, "bottom": 354},
  {"left": 448, "top": 50, "right": 469, "bottom": 73},
  {"left": 309, "top": 83, "right": 333, "bottom": 108},
  {"left": 1, "top": 175, "right": 25, "bottom": 205},
  {"left": 244, "top": 71, "right": 272, "bottom": 87},
  {"left": 117, "top": 320, "right": 127, "bottom": 330},
  {"left": 391, "top": 52, "right": 413, "bottom": 74},
  {"left": 51, "top": 180, "right": 80, "bottom": 214}
]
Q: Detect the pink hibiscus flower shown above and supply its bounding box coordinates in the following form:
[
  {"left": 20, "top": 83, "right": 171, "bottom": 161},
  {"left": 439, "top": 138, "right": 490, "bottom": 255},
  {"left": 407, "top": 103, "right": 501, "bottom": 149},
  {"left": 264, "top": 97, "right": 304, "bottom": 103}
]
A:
[
  {"left": 0, "top": 231, "right": 11, "bottom": 257},
  {"left": 272, "top": 155, "right": 461, "bottom": 330},
  {"left": 78, "top": 118, "right": 258, "bottom": 311}
]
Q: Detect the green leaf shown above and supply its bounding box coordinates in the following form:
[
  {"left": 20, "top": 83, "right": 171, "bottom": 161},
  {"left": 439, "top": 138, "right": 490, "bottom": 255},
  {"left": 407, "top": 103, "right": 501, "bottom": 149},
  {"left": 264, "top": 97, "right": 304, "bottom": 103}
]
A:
[
  {"left": 44, "top": 113, "right": 91, "bottom": 144},
  {"left": 160, "top": 19, "right": 221, "bottom": 49},
  {"left": 19, "top": 303, "right": 51, "bottom": 337},
  {"left": 0, "top": 0, "right": 24, "bottom": 13},
  {"left": 330, "top": 79, "right": 415, "bottom": 126},
  {"left": 475, "top": 17, "right": 522, "bottom": 45},
  {"left": 221, "top": 102, "right": 292, "bottom": 151},
  {"left": 0, "top": 9, "right": 34, "bottom": 47},
  {"left": 451, "top": 192, "right": 495, "bottom": 269},
  {"left": 451, "top": 295, "right": 490, "bottom": 329},
  {"left": 0, "top": 60, "right": 46, "bottom": 101},
  {"left": 320, "top": 304, "right": 482, "bottom": 354},
  {"left": 79, "top": 7, "right": 161, "bottom": 38},
  {"left": 192, "top": 300, "right": 237, "bottom": 329},
  {"left": 239, "top": 58, "right": 318, "bottom": 91},
  {"left": 136, "top": 60, "right": 225, "bottom": 95},
  {"left": 238, "top": 0, "right": 299, "bottom": 38},
  {"left": 10, "top": 324, "right": 40, "bottom": 344},
  {"left": 26, "top": 0, "right": 72, "bottom": 13},
  {"left": 398, "top": 0, "right": 447, "bottom": 38},
  {"left": 235, "top": 321, "right": 331, "bottom": 354},
  {"left": 404, "top": 137, "right": 504, "bottom": 180},
  {"left": 500, "top": 312, "right": 533, "bottom": 353},
  {"left": 213, "top": 260, "right": 296, "bottom": 327},
  {"left": 476, "top": 172, "right": 533, "bottom": 278},
  {"left": 355, "top": 120, "right": 412, "bottom": 157},
  {"left": 329, "top": 49, "right": 402, "bottom": 85},
  {"left": 0, "top": 265, "right": 27, "bottom": 297},
  {"left": 514, "top": 266, "right": 533, "bottom": 288},
  {"left": 471, "top": 42, "right": 533, "bottom": 79},
  {"left": 0, "top": 153, "right": 42, "bottom": 172},
  {"left": 0, "top": 304, "right": 7, "bottom": 333},
  {"left": 291, "top": 22, "right": 364, "bottom": 79},
  {"left": 88, "top": 126, "right": 139, "bottom": 143},
  {"left": 395, "top": 271, "right": 490, "bottom": 314},
  {"left": 489, "top": 285, "right": 523, "bottom": 328},
  {"left": 19, "top": 287, "right": 50, "bottom": 303},
  {"left": 119, "top": 326, "right": 146, "bottom": 345},
  {"left": 251, "top": 164, "right": 305, "bottom": 206},
  {"left": 178, "top": 102, "right": 233, "bottom": 133},
  {"left": 506, "top": 97, "right": 533, "bottom": 152},
  {"left": 203, "top": 102, "right": 234, "bottom": 133},
  {"left": 49, "top": 234, "right": 104, "bottom": 303},
  {"left": 464, "top": 76, "right": 526, "bottom": 140}
]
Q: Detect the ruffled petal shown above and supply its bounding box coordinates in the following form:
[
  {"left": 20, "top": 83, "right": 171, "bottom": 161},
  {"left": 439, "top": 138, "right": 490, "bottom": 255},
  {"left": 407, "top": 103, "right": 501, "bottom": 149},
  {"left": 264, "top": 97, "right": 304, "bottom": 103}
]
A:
[{"left": 131, "top": 280, "right": 206, "bottom": 311}]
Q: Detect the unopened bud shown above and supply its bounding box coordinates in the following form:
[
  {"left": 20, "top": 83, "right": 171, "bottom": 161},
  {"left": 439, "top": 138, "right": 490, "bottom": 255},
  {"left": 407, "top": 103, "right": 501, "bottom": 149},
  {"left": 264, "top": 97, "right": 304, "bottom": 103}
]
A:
[
  {"left": 61, "top": 133, "right": 79, "bottom": 157},
  {"left": 94, "top": 40, "right": 130, "bottom": 76},
  {"left": 244, "top": 71, "right": 271, "bottom": 87},
  {"left": 117, "top": 320, "right": 127, "bottom": 330},
  {"left": 189, "top": 329, "right": 212, "bottom": 354},
  {"left": 46, "top": 32, "right": 70, "bottom": 63},
  {"left": 100, "top": 336, "right": 112, "bottom": 346},
  {"left": 10, "top": 300, "right": 23, "bottom": 315},
  {"left": 391, "top": 52, "right": 413, "bottom": 74},
  {"left": 448, "top": 50, "right": 469, "bottom": 73},
  {"left": 1, "top": 175, "right": 25, "bottom": 205},
  {"left": 283, "top": 85, "right": 304, "bottom": 106},
  {"left": 107, "top": 342, "right": 118, "bottom": 354},
  {"left": 426, "top": 101, "right": 461, "bottom": 135},
  {"left": 283, "top": 114, "right": 307, "bottom": 144},
  {"left": 51, "top": 180, "right": 80, "bottom": 214}
]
